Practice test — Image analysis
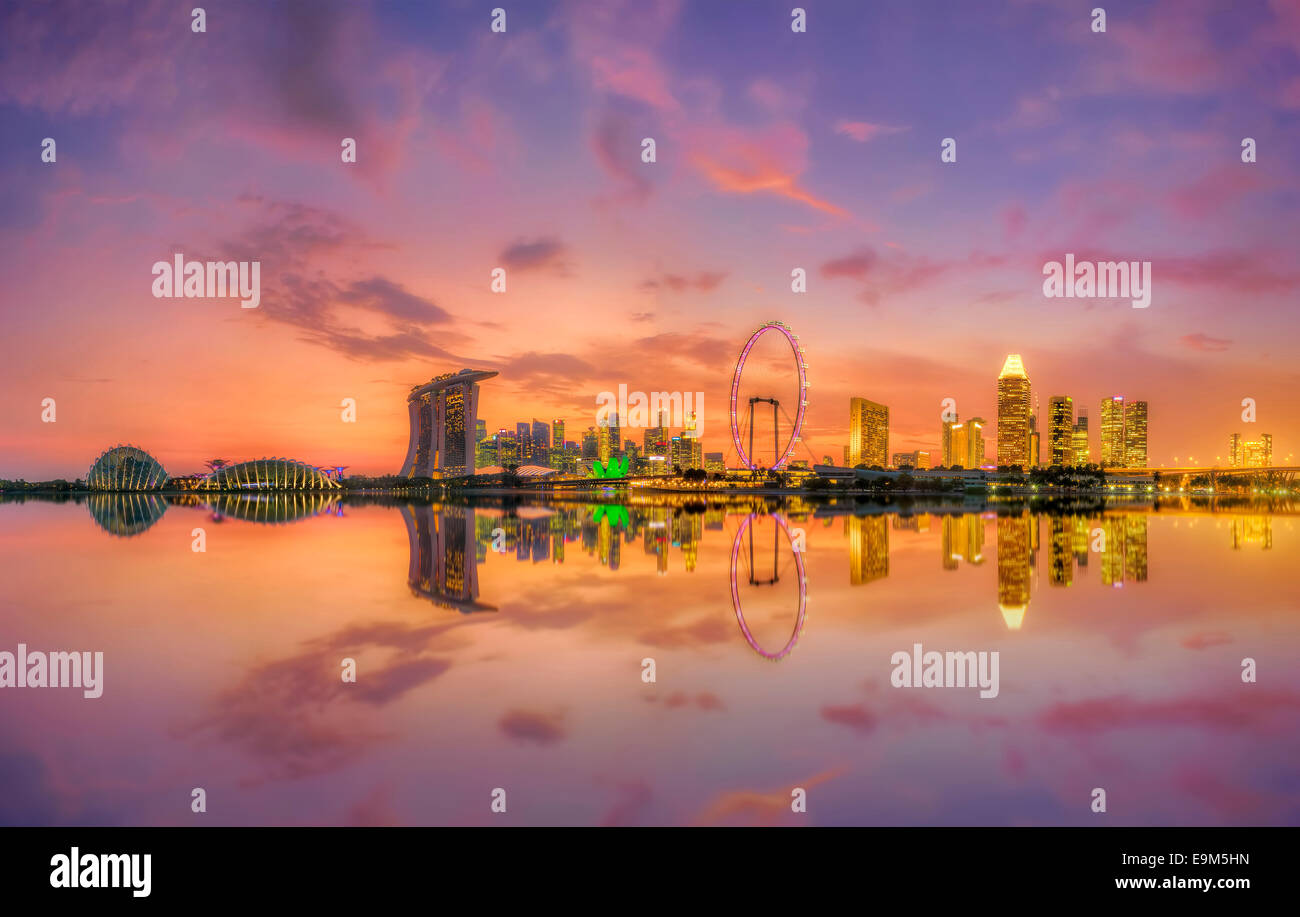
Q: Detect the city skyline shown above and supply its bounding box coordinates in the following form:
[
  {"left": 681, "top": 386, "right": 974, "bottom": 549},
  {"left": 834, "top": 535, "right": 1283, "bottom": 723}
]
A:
[{"left": 3, "top": 1, "right": 1299, "bottom": 480}]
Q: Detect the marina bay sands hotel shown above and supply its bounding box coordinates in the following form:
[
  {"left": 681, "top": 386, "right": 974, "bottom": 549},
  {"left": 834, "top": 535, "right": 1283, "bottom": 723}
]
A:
[{"left": 400, "top": 369, "right": 498, "bottom": 478}]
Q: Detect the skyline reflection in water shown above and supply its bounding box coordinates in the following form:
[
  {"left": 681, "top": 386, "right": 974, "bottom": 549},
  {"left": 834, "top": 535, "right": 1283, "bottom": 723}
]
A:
[{"left": 1, "top": 493, "right": 1296, "bottom": 826}]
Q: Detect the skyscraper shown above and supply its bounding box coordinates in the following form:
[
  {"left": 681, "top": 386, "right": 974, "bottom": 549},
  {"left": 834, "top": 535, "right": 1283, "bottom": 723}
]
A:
[
  {"left": 552, "top": 419, "right": 565, "bottom": 454},
  {"left": 941, "top": 418, "right": 955, "bottom": 466},
  {"left": 996, "top": 354, "right": 1031, "bottom": 467},
  {"left": 1235, "top": 433, "right": 1273, "bottom": 468},
  {"left": 1229, "top": 433, "right": 1241, "bottom": 468},
  {"left": 516, "top": 422, "right": 533, "bottom": 462},
  {"left": 1048, "top": 396, "right": 1074, "bottom": 466},
  {"left": 1072, "top": 409, "right": 1090, "bottom": 465},
  {"left": 401, "top": 369, "right": 498, "bottom": 478},
  {"left": 849, "top": 397, "right": 889, "bottom": 467},
  {"left": 964, "top": 418, "right": 985, "bottom": 468},
  {"left": 1124, "top": 400, "right": 1147, "bottom": 467},
  {"left": 1100, "top": 396, "right": 1126, "bottom": 467}
]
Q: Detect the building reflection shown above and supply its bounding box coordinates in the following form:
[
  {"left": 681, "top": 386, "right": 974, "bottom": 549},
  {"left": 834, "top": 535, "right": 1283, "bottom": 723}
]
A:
[
  {"left": 997, "top": 513, "right": 1033, "bottom": 630},
  {"left": 402, "top": 503, "right": 497, "bottom": 613},
  {"left": 1230, "top": 516, "right": 1272, "bottom": 550},
  {"left": 941, "top": 514, "right": 986, "bottom": 569},
  {"left": 846, "top": 515, "right": 889, "bottom": 584},
  {"left": 87, "top": 493, "right": 168, "bottom": 536}
]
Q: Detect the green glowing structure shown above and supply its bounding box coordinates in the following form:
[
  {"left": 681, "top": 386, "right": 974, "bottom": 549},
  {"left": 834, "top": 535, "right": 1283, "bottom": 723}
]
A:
[{"left": 589, "top": 455, "right": 629, "bottom": 479}]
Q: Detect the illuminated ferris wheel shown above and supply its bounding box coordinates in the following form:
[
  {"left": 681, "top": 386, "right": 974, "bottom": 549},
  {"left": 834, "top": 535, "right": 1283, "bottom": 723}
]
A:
[{"left": 728, "top": 321, "right": 809, "bottom": 470}]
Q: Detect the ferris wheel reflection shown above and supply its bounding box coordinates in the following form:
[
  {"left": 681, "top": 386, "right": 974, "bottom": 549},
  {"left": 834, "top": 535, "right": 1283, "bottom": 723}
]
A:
[{"left": 729, "top": 513, "right": 807, "bottom": 660}]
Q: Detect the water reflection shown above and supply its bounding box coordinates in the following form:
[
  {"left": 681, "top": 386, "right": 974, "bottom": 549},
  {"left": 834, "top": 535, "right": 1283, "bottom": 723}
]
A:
[
  {"left": 729, "top": 513, "right": 807, "bottom": 660},
  {"left": 2, "top": 492, "right": 1297, "bottom": 826},
  {"left": 193, "top": 492, "right": 341, "bottom": 524},
  {"left": 402, "top": 503, "right": 496, "bottom": 614},
  {"left": 87, "top": 492, "right": 168, "bottom": 536}
]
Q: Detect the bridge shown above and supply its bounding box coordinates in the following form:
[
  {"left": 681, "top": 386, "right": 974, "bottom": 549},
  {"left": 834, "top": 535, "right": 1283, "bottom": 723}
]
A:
[{"left": 1106, "top": 466, "right": 1298, "bottom": 484}]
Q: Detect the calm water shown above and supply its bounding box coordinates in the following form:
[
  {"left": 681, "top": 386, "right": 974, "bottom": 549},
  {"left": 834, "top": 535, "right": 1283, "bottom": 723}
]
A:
[{"left": 1, "top": 493, "right": 1297, "bottom": 826}]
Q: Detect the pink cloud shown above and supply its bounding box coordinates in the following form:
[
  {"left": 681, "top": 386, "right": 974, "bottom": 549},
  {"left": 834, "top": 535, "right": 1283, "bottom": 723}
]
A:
[{"left": 688, "top": 122, "right": 850, "bottom": 218}]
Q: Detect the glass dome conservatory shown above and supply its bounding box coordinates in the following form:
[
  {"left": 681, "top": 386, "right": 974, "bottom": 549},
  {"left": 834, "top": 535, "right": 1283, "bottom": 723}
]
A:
[{"left": 86, "top": 445, "right": 169, "bottom": 491}]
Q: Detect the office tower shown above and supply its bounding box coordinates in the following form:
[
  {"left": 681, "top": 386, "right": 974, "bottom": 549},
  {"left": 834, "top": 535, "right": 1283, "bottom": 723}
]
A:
[
  {"left": 532, "top": 419, "right": 550, "bottom": 451},
  {"left": 1048, "top": 396, "right": 1074, "bottom": 466},
  {"left": 475, "top": 419, "right": 487, "bottom": 444},
  {"left": 948, "top": 421, "right": 966, "bottom": 468},
  {"left": 597, "top": 420, "right": 612, "bottom": 463},
  {"left": 1124, "top": 400, "right": 1147, "bottom": 467},
  {"left": 941, "top": 418, "right": 955, "bottom": 466},
  {"left": 495, "top": 429, "right": 518, "bottom": 466},
  {"left": 849, "top": 397, "right": 889, "bottom": 467},
  {"left": 964, "top": 418, "right": 985, "bottom": 468},
  {"left": 1100, "top": 396, "right": 1126, "bottom": 467},
  {"left": 608, "top": 413, "right": 621, "bottom": 457},
  {"left": 1229, "top": 432, "right": 1241, "bottom": 468},
  {"left": 401, "top": 369, "right": 498, "bottom": 478},
  {"left": 1241, "top": 434, "right": 1272, "bottom": 468},
  {"left": 1029, "top": 431, "right": 1040, "bottom": 468},
  {"left": 996, "top": 354, "right": 1031, "bottom": 467},
  {"left": 1072, "top": 409, "right": 1089, "bottom": 465},
  {"left": 516, "top": 422, "right": 533, "bottom": 461},
  {"left": 582, "top": 427, "right": 598, "bottom": 460}
]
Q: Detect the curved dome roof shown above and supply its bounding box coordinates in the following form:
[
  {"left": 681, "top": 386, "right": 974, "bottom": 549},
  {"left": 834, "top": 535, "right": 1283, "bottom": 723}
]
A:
[
  {"left": 198, "top": 458, "right": 340, "bottom": 491},
  {"left": 87, "top": 445, "right": 169, "bottom": 491}
]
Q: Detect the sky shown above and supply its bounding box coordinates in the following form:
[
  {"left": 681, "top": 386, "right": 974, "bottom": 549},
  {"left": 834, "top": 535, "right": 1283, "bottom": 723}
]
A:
[{"left": 2, "top": 0, "right": 1299, "bottom": 478}]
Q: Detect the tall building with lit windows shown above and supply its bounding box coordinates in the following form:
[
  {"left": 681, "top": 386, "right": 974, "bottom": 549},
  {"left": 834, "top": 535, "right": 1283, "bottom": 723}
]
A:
[
  {"left": 849, "top": 398, "right": 889, "bottom": 467},
  {"left": 941, "top": 419, "right": 957, "bottom": 466},
  {"left": 1048, "top": 396, "right": 1074, "bottom": 466},
  {"left": 1072, "top": 410, "right": 1090, "bottom": 465},
  {"left": 996, "top": 354, "right": 1031, "bottom": 467},
  {"left": 1100, "top": 396, "right": 1126, "bottom": 467},
  {"left": 947, "top": 418, "right": 984, "bottom": 468},
  {"left": 1124, "top": 400, "right": 1148, "bottom": 467},
  {"left": 1234, "top": 433, "right": 1273, "bottom": 468},
  {"left": 400, "top": 369, "right": 498, "bottom": 478}
]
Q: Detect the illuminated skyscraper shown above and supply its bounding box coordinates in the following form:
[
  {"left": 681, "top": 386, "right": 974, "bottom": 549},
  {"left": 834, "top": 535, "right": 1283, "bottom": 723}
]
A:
[
  {"left": 996, "top": 354, "right": 1031, "bottom": 467},
  {"left": 1124, "top": 400, "right": 1147, "bottom": 467},
  {"left": 1229, "top": 432, "right": 1241, "bottom": 467},
  {"left": 1100, "top": 396, "right": 1126, "bottom": 467},
  {"left": 401, "top": 369, "right": 497, "bottom": 478},
  {"left": 1048, "top": 396, "right": 1074, "bottom": 466},
  {"left": 552, "top": 420, "right": 565, "bottom": 455},
  {"left": 950, "top": 422, "right": 967, "bottom": 468},
  {"left": 597, "top": 420, "right": 612, "bottom": 463},
  {"left": 582, "top": 427, "right": 598, "bottom": 460},
  {"left": 849, "top": 397, "right": 889, "bottom": 467},
  {"left": 516, "top": 422, "right": 533, "bottom": 461},
  {"left": 941, "top": 418, "right": 956, "bottom": 466},
  {"left": 964, "top": 418, "right": 985, "bottom": 468},
  {"left": 532, "top": 419, "right": 550, "bottom": 451},
  {"left": 1072, "top": 409, "right": 1090, "bottom": 465},
  {"left": 495, "top": 428, "right": 518, "bottom": 466},
  {"left": 608, "top": 413, "right": 621, "bottom": 457},
  {"left": 1242, "top": 434, "right": 1272, "bottom": 468}
]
